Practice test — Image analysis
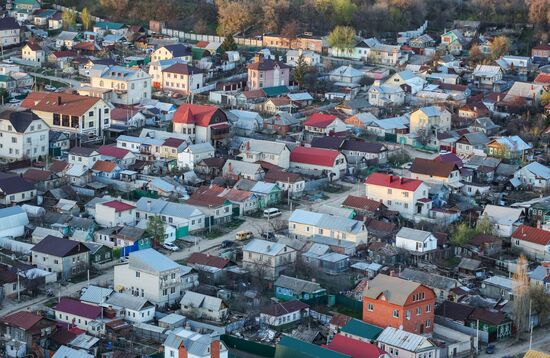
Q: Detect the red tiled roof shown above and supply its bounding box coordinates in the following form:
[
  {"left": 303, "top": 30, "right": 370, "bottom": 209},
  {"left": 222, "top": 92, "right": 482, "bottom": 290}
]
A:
[
  {"left": 342, "top": 195, "right": 384, "bottom": 212},
  {"left": 21, "top": 92, "right": 101, "bottom": 117},
  {"left": 172, "top": 104, "right": 221, "bottom": 126},
  {"left": 304, "top": 113, "right": 338, "bottom": 128},
  {"left": 512, "top": 225, "right": 550, "bottom": 246},
  {"left": 1, "top": 311, "right": 43, "bottom": 330},
  {"left": 187, "top": 252, "right": 230, "bottom": 269},
  {"left": 92, "top": 160, "right": 117, "bottom": 172},
  {"left": 51, "top": 50, "right": 76, "bottom": 58},
  {"left": 98, "top": 145, "right": 130, "bottom": 160},
  {"left": 365, "top": 173, "right": 423, "bottom": 191},
  {"left": 323, "top": 334, "right": 387, "bottom": 358},
  {"left": 102, "top": 200, "right": 135, "bottom": 212},
  {"left": 162, "top": 137, "right": 186, "bottom": 148},
  {"left": 290, "top": 146, "right": 342, "bottom": 167},
  {"left": 23, "top": 168, "right": 51, "bottom": 182},
  {"left": 533, "top": 43, "right": 550, "bottom": 51},
  {"left": 49, "top": 160, "right": 69, "bottom": 173},
  {"left": 54, "top": 298, "right": 102, "bottom": 319},
  {"left": 534, "top": 73, "right": 550, "bottom": 84},
  {"left": 73, "top": 41, "right": 96, "bottom": 51}
]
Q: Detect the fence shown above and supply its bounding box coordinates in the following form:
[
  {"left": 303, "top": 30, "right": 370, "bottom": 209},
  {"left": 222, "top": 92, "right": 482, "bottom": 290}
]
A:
[
  {"left": 160, "top": 28, "right": 263, "bottom": 48},
  {"left": 335, "top": 294, "right": 363, "bottom": 314},
  {"left": 220, "top": 334, "right": 275, "bottom": 358},
  {"left": 435, "top": 317, "right": 489, "bottom": 344},
  {"left": 310, "top": 309, "right": 332, "bottom": 324}
]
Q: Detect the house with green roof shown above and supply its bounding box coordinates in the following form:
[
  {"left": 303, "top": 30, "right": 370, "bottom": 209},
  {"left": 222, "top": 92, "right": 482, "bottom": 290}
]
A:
[
  {"left": 340, "top": 318, "right": 383, "bottom": 343},
  {"left": 263, "top": 85, "right": 290, "bottom": 97},
  {"left": 274, "top": 275, "right": 327, "bottom": 301},
  {"left": 93, "top": 21, "right": 127, "bottom": 37},
  {"left": 275, "top": 336, "right": 351, "bottom": 358},
  {"left": 0, "top": 75, "right": 16, "bottom": 91},
  {"left": 13, "top": 0, "right": 40, "bottom": 11}
]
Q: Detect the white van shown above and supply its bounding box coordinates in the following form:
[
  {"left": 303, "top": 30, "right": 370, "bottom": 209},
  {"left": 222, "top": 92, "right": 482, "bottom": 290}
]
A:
[{"left": 263, "top": 208, "right": 281, "bottom": 219}]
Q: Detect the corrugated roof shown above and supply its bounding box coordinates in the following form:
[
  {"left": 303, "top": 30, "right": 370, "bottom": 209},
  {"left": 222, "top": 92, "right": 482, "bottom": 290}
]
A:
[
  {"left": 80, "top": 285, "right": 113, "bottom": 305},
  {"left": 128, "top": 248, "right": 180, "bottom": 273},
  {"left": 274, "top": 275, "right": 323, "bottom": 294},
  {"left": 376, "top": 327, "right": 432, "bottom": 351},
  {"left": 365, "top": 173, "right": 423, "bottom": 192},
  {"left": 340, "top": 318, "right": 383, "bottom": 340},
  {"left": 54, "top": 298, "right": 101, "bottom": 319},
  {"left": 512, "top": 225, "right": 550, "bottom": 246},
  {"left": 290, "top": 146, "right": 342, "bottom": 167},
  {"left": 32, "top": 236, "right": 89, "bottom": 257},
  {"left": 243, "top": 239, "right": 290, "bottom": 256}
]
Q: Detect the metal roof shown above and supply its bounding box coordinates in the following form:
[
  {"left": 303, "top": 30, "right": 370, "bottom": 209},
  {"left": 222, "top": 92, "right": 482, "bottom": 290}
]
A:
[
  {"left": 396, "top": 227, "right": 433, "bottom": 242},
  {"left": 376, "top": 327, "right": 433, "bottom": 352},
  {"left": 80, "top": 285, "right": 113, "bottom": 305},
  {"left": 129, "top": 248, "right": 180, "bottom": 273},
  {"left": 243, "top": 239, "right": 290, "bottom": 256}
]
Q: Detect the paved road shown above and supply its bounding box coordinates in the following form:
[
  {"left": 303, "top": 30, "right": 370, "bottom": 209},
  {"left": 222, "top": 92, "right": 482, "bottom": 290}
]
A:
[
  {"left": 477, "top": 328, "right": 550, "bottom": 357},
  {"left": 28, "top": 72, "right": 82, "bottom": 88}
]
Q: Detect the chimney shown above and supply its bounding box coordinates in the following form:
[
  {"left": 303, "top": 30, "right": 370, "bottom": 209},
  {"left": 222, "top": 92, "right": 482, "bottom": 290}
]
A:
[
  {"left": 365, "top": 280, "right": 369, "bottom": 290},
  {"left": 147, "top": 200, "right": 151, "bottom": 211},
  {"left": 57, "top": 96, "right": 62, "bottom": 105},
  {"left": 210, "top": 340, "right": 221, "bottom": 358},
  {"left": 400, "top": 177, "right": 404, "bottom": 184}
]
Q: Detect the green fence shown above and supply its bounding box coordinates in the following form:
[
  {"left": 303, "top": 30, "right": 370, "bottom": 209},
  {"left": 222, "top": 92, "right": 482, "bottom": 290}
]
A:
[
  {"left": 221, "top": 334, "right": 275, "bottom": 358},
  {"left": 131, "top": 189, "right": 159, "bottom": 200},
  {"left": 300, "top": 295, "right": 329, "bottom": 307},
  {"left": 335, "top": 294, "right": 363, "bottom": 313}
]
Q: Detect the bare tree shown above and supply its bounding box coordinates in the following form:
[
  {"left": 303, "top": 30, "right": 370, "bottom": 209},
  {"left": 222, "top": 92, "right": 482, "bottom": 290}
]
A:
[{"left": 512, "top": 255, "right": 530, "bottom": 339}]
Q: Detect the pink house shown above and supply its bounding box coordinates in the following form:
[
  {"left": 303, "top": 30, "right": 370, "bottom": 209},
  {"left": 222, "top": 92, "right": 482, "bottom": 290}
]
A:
[{"left": 247, "top": 57, "right": 290, "bottom": 90}]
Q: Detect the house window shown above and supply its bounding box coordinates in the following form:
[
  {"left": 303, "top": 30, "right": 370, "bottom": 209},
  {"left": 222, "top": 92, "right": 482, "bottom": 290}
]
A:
[
  {"left": 426, "top": 304, "right": 431, "bottom": 312},
  {"left": 387, "top": 189, "right": 392, "bottom": 194},
  {"left": 426, "top": 319, "right": 431, "bottom": 327},
  {"left": 416, "top": 307, "right": 421, "bottom": 315},
  {"left": 136, "top": 271, "right": 140, "bottom": 278},
  {"left": 392, "top": 309, "right": 399, "bottom": 318},
  {"left": 368, "top": 303, "right": 374, "bottom": 311},
  {"left": 405, "top": 310, "right": 411, "bottom": 320}
]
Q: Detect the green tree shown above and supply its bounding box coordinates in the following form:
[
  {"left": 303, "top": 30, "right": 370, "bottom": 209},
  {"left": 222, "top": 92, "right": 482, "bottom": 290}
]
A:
[
  {"left": 475, "top": 215, "right": 494, "bottom": 235},
  {"left": 81, "top": 7, "right": 92, "bottom": 31},
  {"left": 450, "top": 222, "right": 476, "bottom": 246},
  {"left": 541, "top": 91, "right": 550, "bottom": 106},
  {"left": 62, "top": 8, "right": 77, "bottom": 30},
  {"left": 294, "top": 53, "right": 307, "bottom": 86},
  {"left": 328, "top": 26, "right": 356, "bottom": 49},
  {"left": 332, "top": 0, "right": 357, "bottom": 25},
  {"left": 146, "top": 215, "right": 166, "bottom": 247},
  {"left": 220, "top": 33, "right": 237, "bottom": 54}
]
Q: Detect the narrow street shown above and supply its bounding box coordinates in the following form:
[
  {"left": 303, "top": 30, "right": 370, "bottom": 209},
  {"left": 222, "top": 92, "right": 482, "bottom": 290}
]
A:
[{"left": 28, "top": 72, "right": 82, "bottom": 88}]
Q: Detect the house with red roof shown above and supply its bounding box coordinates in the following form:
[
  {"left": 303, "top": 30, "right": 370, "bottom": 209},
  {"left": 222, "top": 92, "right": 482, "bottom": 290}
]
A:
[
  {"left": 324, "top": 334, "right": 389, "bottom": 358},
  {"left": 512, "top": 225, "right": 550, "bottom": 260},
  {"left": 98, "top": 145, "right": 136, "bottom": 167},
  {"left": 172, "top": 104, "right": 229, "bottom": 146},
  {"left": 0, "top": 311, "right": 56, "bottom": 357},
  {"left": 289, "top": 146, "right": 348, "bottom": 180},
  {"left": 304, "top": 113, "right": 347, "bottom": 139},
  {"left": 91, "top": 160, "right": 121, "bottom": 179},
  {"left": 95, "top": 200, "right": 136, "bottom": 227},
  {"left": 365, "top": 173, "right": 431, "bottom": 218},
  {"left": 54, "top": 298, "right": 103, "bottom": 333},
  {"left": 532, "top": 43, "right": 550, "bottom": 59}
]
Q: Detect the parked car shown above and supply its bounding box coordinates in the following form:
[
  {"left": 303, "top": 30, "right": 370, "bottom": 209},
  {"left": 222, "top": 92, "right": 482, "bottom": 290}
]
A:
[
  {"left": 485, "top": 344, "right": 495, "bottom": 354},
  {"left": 163, "top": 242, "right": 179, "bottom": 251},
  {"left": 263, "top": 208, "right": 281, "bottom": 219},
  {"left": 221, "top": 240, "right": 234, "bottom": 248},
  {"left": 342, "top": 176, "right": 358, "bottom": 184}
]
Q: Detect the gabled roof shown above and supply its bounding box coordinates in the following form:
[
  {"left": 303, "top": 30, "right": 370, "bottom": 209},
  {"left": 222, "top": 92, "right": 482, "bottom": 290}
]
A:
[
  {"left": 98, "top": 145, "right": 131, "bottom": 160},
  {"left": 365, "top": 173, "right": 423, "bottom": 192},
  {"left": 92, "top": 160, "right": 117, "bottom": 173},
  {"left": 304, "top": 113, "right": 338, "bottom": 128},
  {"left": 324, "top": 333, "right": 386, "bottom": 358},
  {"left": 0, "top": 176, "right": 35, "bottom": 194},
  {"left": 172, "top": 104, "right": 223, "bottom": 126},
  {"left": 187, "top": 252, "right": 230, "bottom": 269},
  {"left": 342, "top": 195, "right": 384, "bottom": 212},
  {"left": 22, "top": 92, "right": 102, "bottom": 117},
  {"left": 243, "top": 239, "right": 291, "bottom": 256},
  {"left": 519, "top": 162, "right": 550, "bottom": 180},
  {"left": 32, "top": 236, "right": 90, "bottom": 257},
  {"left": 101, "top": 200, "right": 135, "bottom": 212},
  {"left": 70, "top": 147, "right": 98, "bottom": 157},
  {"left": 362, "top": 274, "right": 424, "bottom": 305},
  {"left": 180, "top": 291, "right": 224, "bottom": 311},
  {"left": 264, "top": 169, "right": 303, "bottom": 184},
  {"left": 163, "top": 63, "right": 203, "bottom": 75},
  {"left": 435, "top": 300, "right": 475, "bottom": 322},
  {"left": 290, "top": 146, "right": 342, "bottom": 167},
  {"left": 261, "top": 300, "right": 309, "bottom": 317},
  {"left": 311, "top": 136, "right": 345, "bottom": 150},
  {"left": 377, "top": 327, "right": 434, "bottom": 351},
  {"left": 0, "top": 17, "right": 20, "bottom": 31},
  {"left": 274, "top": 275, "right": 323, "bottom": 294},
  {"left": 0, "top": 109, "right": 41, "bottom": 133},
  {"left": 410, "top": 158, "right": 458, "bottom": 178},
  {"left": 161, "top": 44, "right": 192, "bottom": 57},
  {"left": 1, "top": 311, "right": 45, "bottom": 330},
  {"left": 512, "top": 225, "right": 550, "bottom": 246},
  {"left": 340, "top": 319, "right": 383, "bottom": 341},
  {"left": 54, "top": 298, "right": 101, "bottom": 319},
  {"left": 247, "top": 59, "right": 289, "bottom": 71},
  {"left": 397, "top": 227, "right": 433, "bottom": 243}
]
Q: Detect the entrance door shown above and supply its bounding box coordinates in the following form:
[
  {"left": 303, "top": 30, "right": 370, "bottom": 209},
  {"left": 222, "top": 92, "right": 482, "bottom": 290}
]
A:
[{"left": 420, "top": 324, "right": 424, "bottom": 334}]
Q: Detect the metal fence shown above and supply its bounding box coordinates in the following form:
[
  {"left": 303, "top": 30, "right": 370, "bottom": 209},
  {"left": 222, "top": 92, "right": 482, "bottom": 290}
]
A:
[{"left": 221, "top": 334, "right": 275, "bottom": 358}]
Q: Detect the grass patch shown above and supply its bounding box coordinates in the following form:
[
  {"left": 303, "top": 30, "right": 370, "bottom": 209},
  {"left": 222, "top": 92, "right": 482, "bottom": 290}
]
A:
[
  {"left": 226, "top": 218, "right": 245, "bottom": 230},
  {"left": 35, "top": 77, "right": 68, "bottom": 88},
  {"left": 202, "top": 228, "right": 224, "bottom": 240}
]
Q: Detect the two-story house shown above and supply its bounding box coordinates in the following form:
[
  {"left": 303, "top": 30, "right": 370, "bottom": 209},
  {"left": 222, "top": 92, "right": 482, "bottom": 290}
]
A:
[
  {"left": 0, "top": 110, "right": 49, "bottom": 161},
  {"left": 157, "top": 63, "right": 204, "bottom": 94},
  {"left": 512, "top": 225, "right": 550, "bottom": 261},
  {"left": 21, "top": 92, "right": 111, "bottom": 139},
  {"left": 247, "top": 57, "right": 290, "bottom": 90},
  {"left": 365, "top": 173, "right": 431, "bottom": 218},
  {"left": 264, "top": 170, "right": 305, "bottom": 199},
  {"left": 172, "top": 104, "right": 230, "bottom": 146},
  {"left": 114, "top": 249, "right": 183, "bottom": 307},
  {"left": 409, "top": 106, "right": 451, "bottom": 134},
  {"left": 410, "top": 158, "right": 461, "bottom": 187},
  {"left": 486, "top": 136, "right": 532, "bottom": 160},
  {"left": 0, "top": 17, "right": 21, "bottom": 47},
  {"left": 21, "top": 42, "right": 45, "bottom": 64},
  {"left": 31, "top": 236, "right": 90, "bottom": 280},
  {"left": 472, "top": 65, "right": 504, "bottom": 88},
  {"left": 362, "top": 274, "right": 436, "bottom": 334},
  {"left": 0, "top": 311, "right": 56, "bottom": 358},
  {"left": 238, "top": 139, "right": 291, "bottom": 169},
  {"left": 177, "top": 142, "right": 214, "bottom": 170},
  {"left": 89, "top": 65, "right": 151, "bottom": 105},
  {"left": 152, "top": 44, "right": 192, "bottom": 62},
  {"left": 513, "top": 162, "right": 550, "bottom": 191},
  {"left": 242, "top": 239, "right": 296, "bottom": 280},
  {"left": 95, "top": 200, "right": 136, "bottom": 227},
  {"left": 289, "top": 209, "right": 368, "bottom": 244}
]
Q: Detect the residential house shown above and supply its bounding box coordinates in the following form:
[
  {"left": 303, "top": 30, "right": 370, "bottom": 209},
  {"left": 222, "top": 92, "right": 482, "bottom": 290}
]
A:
[
  {"left": 151, "top": 44, "right": 192, "bottom": 62},
  {"left": 31, "top": 236, "right": 90, "bottom": 280},
  {"left": 263, "top": 112, "right": 301, "bottom": 135},
  {"left": 93, "top": 21, "right": 126, "bottom": 36},
  {"left": 513, "top": 162, "right": 550, "bottom": 191},
  {"left": 21, "top": 92, "right": 111, "bottom": 139},
  {"left": 0, "top": 110, "right": 49, "bottom": 161},
  {"left": 304, "top": 113, "right": 347, "bottom": 138},
  {"left": 0, "top": 173, "right": 34, "bottom": 203},
  {"left": 365, "top": 173, "right": 431, "bottom": 218},
  {"left": 0, "top": 311, "right": 56, "bottom": 358},
  {"left": 91, "top": 160, "right": 121, "bottom": 179},
  {"left": 156, "top": 63, "right": 204, "bottom": 93},
  {"left": 163, "top": 328, "right": 228, "bottom": 358},
  {"left": 242, "top": 239, "right": 296, "bottom": 280},
  {"left": 172, "top": 104, "right": 230, "bottom": 146},
  {"left": 369, "top": 43, "right": 405, "bottom": 66},
  {"left": 248, "top": 181, "right": 281, "bottom": 208},
  {"left": 441, "top": 30, "right": 468, "bottom": 54},
  {"left": 180, "top": 291, "right": 228, "bottom": 321},
  {"left": 467, "top": 234, "right": 503, "bottom": 256},
  {"left": 52, "top": 346, "right": 93, "bottom": 358},
  {"left": 480, "top": 276, "right": 513, "bottom": 301},
  {"left": 186, "top": 252, "right": 232, "bottom": 282},
  {"left": 260, "top": 300, "right": 309, "bottom": 327},
  {"left": 238, "top": 139, "right": 291, "bottom": 169},
  {"left": 286, "top": 49, "right": 321, "bottom": 67},
  {"left": 502, "top": 81, "right": 546, "bottom": 106},
  {"left": 274, "top": 275, "right": 327, "bottom": 301},
  {"left": 364, "top": 116, "right": 409, "bottom": 138},
  {"left": 227, "top": 109, "right": 263, "bottom": 135},
  {"left": 338, "top": 318, "right": 383, "bottom": 343},
  {"left": 97, "top": 145, "right": 136, "bottom": 167},
  {"left": 486, "top": 136, "right": 532, "bottom": 160},
  {"left": 54, "top": 298, "right": 102, "bottom": 333},
  {"left": 21, "top": 43, "right": 44, "bottom": 64},
  {"left": 289, "top": 146, "right": 347, "bottom": 180},
  {"left": 377, "top": 327, "right": 438, "bottom": 358},
  {"left": 95, "top": 200, "right": 136, "bottom": 227},
  {"left": 222, "top": 159, "right": 264, "bottom": 181},
  {"left": 455, "top": 132, "right": 490, "bottom": 157},
  {"left": 409, "top": 106, "right": 451, "bottom": 134},
  {"left": 55, "top": 31, "right": 78, "bottom": 49},
  {"left": 399, "top": 268, "right": 460, "bottom": 301},
  {"left": 532, "top": 43, "right": 550, "bottom": 59},
  {"left": 103, "top": 292, "right": 155, "bottom": 323},
  {"left": 135, "top": 197, "right": 205, "bottom": 238},
  {"left": 247, "top": 57, "right": 290, "bottom": 90},
  {"left": 0, "top": 17, "right": 21, "bottom": 47},
  {"left": 329, "top": 65, "right": 364, "bottom": 84},
  {"left": 89, "top": 65, "right": 151, "bottom": 105},
  {"left": 481, "top": 205, "right": 524, "bottom": 237},
  {"left": 367, "top": 85, "right": 405, "bottom": 107},
  {"left": 342, "top": 195, "right": 386, "bottom": 218},
  {"left": 384, "top": 70, "right": 426, "bottom": 95},
  {"left": 472, "top": 65, "right": 504, "bottom": 88},
  {"left": 185, "top": 192, "right": 232, "bottom": 227},
  {"left": 345, "top": 112, "right": 378, "bottom": 130},
  {"left": 288, "top": 209, "right": 368, "bottom": 244},
  {"left": 362, "top": 274, "right": 436, "bottom": 334},
  {"left": 69, "top": 147, "right": 100, "bottom": 168},
  {"left": 395, "top": 227, "right": 437, "bottom": 255},
  {"left": 113, "top": 248, "right": 184, "bottom": 307},
  {"left": 264, "top": 170, "right": 305, "bottom": 199},
  {"left": 512, "top": 225, "right": 550, "bottom": 261},
  {"left": 410, "top": 158, "right": 460, "bottom": 187},
  {"left": 177, "top": 142, "right": 214, "bottom": 170},
  {"left": 324, "top": 334, "right": 388, "bottom": 358}
]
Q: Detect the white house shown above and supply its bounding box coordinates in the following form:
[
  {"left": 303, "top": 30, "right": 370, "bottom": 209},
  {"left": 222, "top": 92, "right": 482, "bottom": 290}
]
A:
[
  {"left": 238, "top": 139, "right": 291, "bottom": 169},
  {"left": 409, "top": 106, "right": 452, "bottom": 134},
  {"left": 152, "top": 44, "right": 192, "bottom": 62},
  {"left": 286, "top": 49, "right": 320, "bottom": 67},
  {"left": 156, "top": 63, "right": 204, "bottom": 94},
  {"left": 113, "top": 249, "right": 184, "bottom": 307},
  {"left": 103, "top": 292, "right": 155, "bottom": 323},
  {"left": 377, "top": 327, "right": 438, "bottom": 358},
  {"left": 21, "top": 43, "right": 45, "bottom": 65},
  {"left": 222, "top": 159, "right": 264, "bottom": 180},
  {"left": 177, "top": 142, "right": 214, "bottom": 170},
  {"left": 30, "top": 236, "right": 90, "bottom": 280},
  {"left": 368, "top": 85, "right": 406, "bottom": 107},
  {"left": 481, "top": 205, "right": 524, "bottom": 237},
  {"left": 0, "top": 206, "right": 29, "bottom": 238},
  {"left": 472, "top": 65, "right": 504, "bottom": 88},
  {"left": 95, "top": 200, "right": 136, "bottom": 227},
  {"left": 242, "top": 239, "right": 296, "bottom": 280},
  {"left": 304, "top": 113, "right": 348, "bottom": 137},
  {"left": 365, "top": 173, "right": 431, "bottom": 218},
  {"left": 0, "top": 17, "right": 21, "bottom": 47},
  {"left": 260, "top": 300, "right": 310, "bottom": 327},
  {"left": 384, "top": 70, "right": 426, "bottom": 95},
  {"left": 54, "top": 298, "right": 102, "bottom": 333},
  {"left": 0, "top": 110, "right": 49, "bottom": 161},
  {"left": 512, "top": 225, "right": 550, "bottom": 261},
  {"left": 163, "top": 328, "right": 228, "bottom": 358},
  {"left": 89, "top": 65, "right": 152, "bottom": 105},
  {"left": 329, "top": 65, "right": 364, "bottom": 84},
  {"left": 409, "top": 158, "right": 461, "bottom": 187},
  {"left": 289, "top": 146, "right": 347, "bottom": 180},
  {"left": 395, "top": 227, "right": 437, "bottom": 253},
  {"left": 55, "top": 31, "right": 78, "bottom": 49},
  {"left": 513, "top": 162, "right": 550, "bottom": 191},
  {"left": 180, "top": 291, "right": 228, "bottom": 321}
]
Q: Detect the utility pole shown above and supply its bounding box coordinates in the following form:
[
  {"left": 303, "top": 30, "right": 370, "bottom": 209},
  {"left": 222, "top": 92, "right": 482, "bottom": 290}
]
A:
[{"left": 16, "top": 269, "right": 20, "bottom": 301}]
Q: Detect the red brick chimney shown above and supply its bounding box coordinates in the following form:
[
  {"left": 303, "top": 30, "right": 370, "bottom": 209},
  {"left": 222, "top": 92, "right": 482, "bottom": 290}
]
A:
[
  {"left": 178, "top": 343, "right": 188, "bottom": 358},
  {"left": 211, "top": 340, "right": 221, "bottom": 358}
]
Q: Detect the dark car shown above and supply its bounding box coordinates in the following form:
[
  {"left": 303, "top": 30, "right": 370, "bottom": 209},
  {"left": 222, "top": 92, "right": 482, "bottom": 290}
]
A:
[
  {"left": 342, "top": 176, "right": 358, "bottom": 184},
  {"left": 485, "top": 344, "right": 495, "bottom": 354},
  {"left": 221, "top": 240, "right": 234, "bottom": 248},
  {"left": 261, "top": 232, "right": 275, "bottom": 240}
]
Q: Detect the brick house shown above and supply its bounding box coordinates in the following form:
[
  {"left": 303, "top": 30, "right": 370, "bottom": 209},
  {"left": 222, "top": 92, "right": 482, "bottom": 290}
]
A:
[{"left": 362, "top": 274, "right": 436, "bottom": 334}]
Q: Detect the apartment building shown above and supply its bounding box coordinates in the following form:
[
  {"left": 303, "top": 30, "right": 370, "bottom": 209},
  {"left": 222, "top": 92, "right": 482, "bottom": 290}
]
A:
[
  {"left": 114, "top": 248, "right": 183, "bottom": 307},
  {"left": 0, "top": 110, "right": 49, "bottom": 161}
]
